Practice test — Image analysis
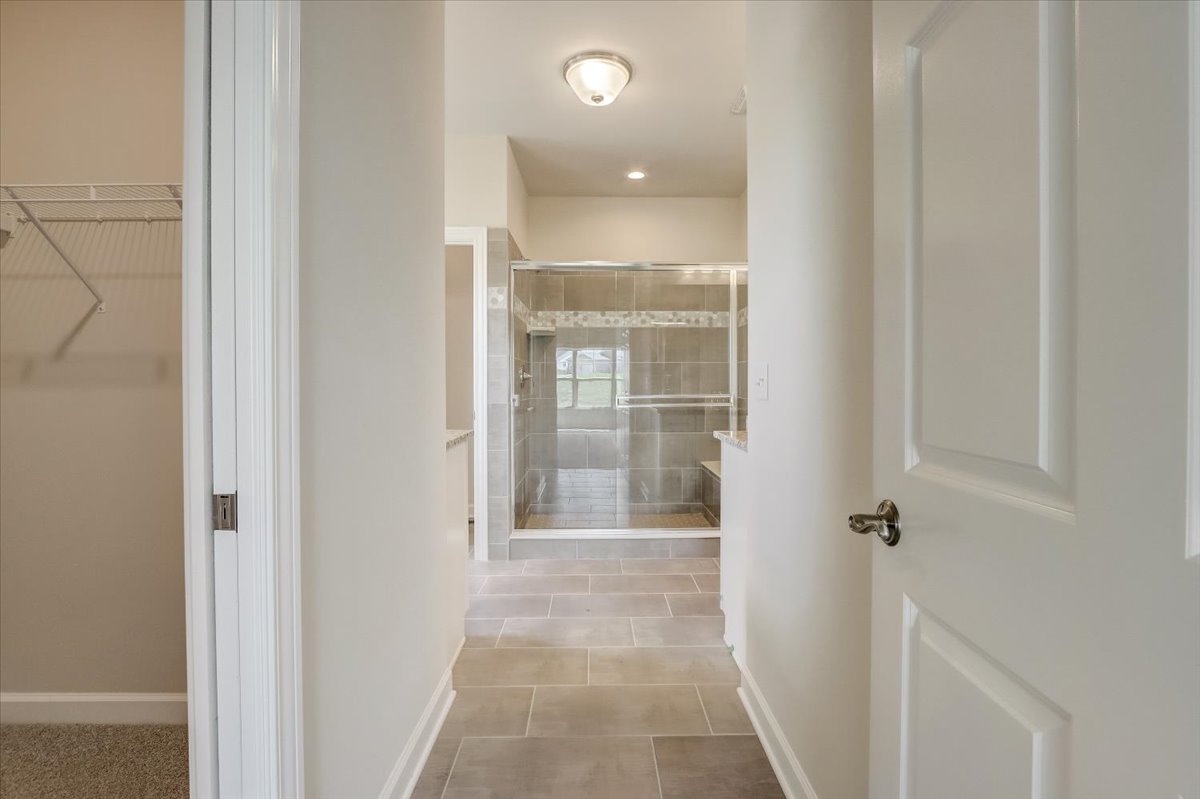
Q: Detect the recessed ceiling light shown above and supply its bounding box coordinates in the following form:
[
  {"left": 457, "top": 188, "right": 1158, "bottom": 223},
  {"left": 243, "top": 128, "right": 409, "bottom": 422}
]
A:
[
  {"left": 626, "top": 170, "right": 646, "bottom": 180},
  {"left": 563, "top": 51, "right": 632, "bottom": 107}
]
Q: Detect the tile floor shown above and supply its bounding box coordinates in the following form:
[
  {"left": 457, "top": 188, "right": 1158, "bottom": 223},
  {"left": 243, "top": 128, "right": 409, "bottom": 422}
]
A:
[{"left": 413, "top": 556, "right": 785, "bottom": 799}]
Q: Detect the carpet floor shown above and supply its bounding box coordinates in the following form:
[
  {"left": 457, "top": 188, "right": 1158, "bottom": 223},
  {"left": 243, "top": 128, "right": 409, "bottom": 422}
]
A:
[{"left": 0, "top": 724, "right": 188, "bottom": 799}]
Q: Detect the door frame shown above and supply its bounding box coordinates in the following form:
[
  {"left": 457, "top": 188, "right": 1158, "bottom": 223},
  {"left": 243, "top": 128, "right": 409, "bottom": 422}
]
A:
[
  {"left": 182, "top": 0, "right": 304, "bottom": 795},
  {"left": 446, "top": 226, "right": 490, "bottom": 561}
]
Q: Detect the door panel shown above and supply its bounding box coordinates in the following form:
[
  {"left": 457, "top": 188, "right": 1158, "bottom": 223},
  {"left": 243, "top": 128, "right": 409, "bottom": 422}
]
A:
[{"left": 872, "top": 2, "right": 1199, "bottom": 797}]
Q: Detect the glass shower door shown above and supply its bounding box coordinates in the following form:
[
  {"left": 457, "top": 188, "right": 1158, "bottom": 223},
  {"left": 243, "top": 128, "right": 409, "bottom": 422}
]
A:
[{"left": 514, "top": 266, "right": 737, "bottom": 531}]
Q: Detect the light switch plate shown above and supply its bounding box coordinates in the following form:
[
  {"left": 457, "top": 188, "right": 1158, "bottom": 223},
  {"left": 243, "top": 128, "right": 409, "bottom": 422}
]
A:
[{"left": 751, "top": 363, "right": 769, "bottom": 401}]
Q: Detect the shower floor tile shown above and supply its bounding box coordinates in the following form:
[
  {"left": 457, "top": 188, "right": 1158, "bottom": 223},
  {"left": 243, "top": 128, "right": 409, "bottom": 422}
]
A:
[{"left": 521, "top": 512, "right": 714, "bottom": 530}]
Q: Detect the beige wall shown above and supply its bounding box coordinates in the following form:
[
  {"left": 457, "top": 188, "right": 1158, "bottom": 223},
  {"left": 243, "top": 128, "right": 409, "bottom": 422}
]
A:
[
  {"left": 445, "top": 135, "right": 508, "bottom": 229},
  {"left": 505, "top": 142, "right": 529, "bottom": 257},
  {"left": 0, "top": 0, "right": 183, "bottom": 184},
  {"left": 446, "top": 244, "right": 474, "bottom": 510},
  {"left": 744, "top": 1, "right": 873, "bottom": 796},
  {"left": 0, "top": 0, "right": 185, "bottom": 694},
  {"left": 525, "top": 196, "right": 747, "bottom": 263},
  {"left": 300, "top": 2, "right": 456, "bottom": 794},
  {"left": 445, "top": 135, "right": 529, "bottom": 255}
]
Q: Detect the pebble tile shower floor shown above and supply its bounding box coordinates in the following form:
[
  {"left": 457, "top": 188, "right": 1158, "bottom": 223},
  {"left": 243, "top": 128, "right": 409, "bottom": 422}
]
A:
[{"left": 413, "top": 555, "right": 784, "bottom": 799}]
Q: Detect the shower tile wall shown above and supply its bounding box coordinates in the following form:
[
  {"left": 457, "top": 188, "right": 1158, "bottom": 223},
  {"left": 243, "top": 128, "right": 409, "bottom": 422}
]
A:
[
  {"left": 485, "top": 229, "right": 520, "bottom": 560},
  {"left": 515, "top": 271, "right": 735, "bottom": 529},
  {"left": 737, "top": 273, "right": 748, "bottom": 432}
]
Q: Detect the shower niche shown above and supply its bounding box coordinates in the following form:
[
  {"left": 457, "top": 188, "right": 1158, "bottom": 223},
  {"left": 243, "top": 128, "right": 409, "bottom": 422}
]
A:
[{"left": 510, "top": 264, "right": 747, "bottom": 533}]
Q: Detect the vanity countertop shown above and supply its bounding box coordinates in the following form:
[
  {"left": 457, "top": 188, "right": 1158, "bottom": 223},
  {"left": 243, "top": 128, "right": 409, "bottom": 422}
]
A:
[
  {"left": 446, "top": 429, "right": 473, "bottom": 449},
  {"left": 713, "top": 430, "right": 748, "bottom": 452}
]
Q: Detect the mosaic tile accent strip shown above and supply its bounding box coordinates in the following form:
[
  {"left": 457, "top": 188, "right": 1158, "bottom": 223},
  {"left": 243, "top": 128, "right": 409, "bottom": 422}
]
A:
[
  {"left": 488, "top": 286, "right": 508, "bottom": 309},
  {"left": 524, "top": 310, "right": 729, "bottom": 330},
  {"left": 737, "top": 307, "right": 748, "bottom": 327},
  {"left": 513, "top": 294, "right": 533, "bottom": 327}
]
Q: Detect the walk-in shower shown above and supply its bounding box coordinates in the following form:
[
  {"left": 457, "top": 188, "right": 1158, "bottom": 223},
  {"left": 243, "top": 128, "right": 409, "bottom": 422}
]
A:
[{"left": 510, "top": 263, "right": 747, "bottom": 533}]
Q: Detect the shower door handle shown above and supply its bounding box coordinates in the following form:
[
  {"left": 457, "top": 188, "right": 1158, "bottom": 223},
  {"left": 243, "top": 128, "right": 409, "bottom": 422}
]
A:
[{"left": 848, "top": 500, "right": 901, "bottom": 546}]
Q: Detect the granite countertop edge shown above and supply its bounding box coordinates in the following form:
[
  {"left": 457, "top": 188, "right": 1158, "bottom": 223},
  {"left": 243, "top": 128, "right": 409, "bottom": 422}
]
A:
[{"left": 713, "top": 430, "right": 748, "bottom": 452}]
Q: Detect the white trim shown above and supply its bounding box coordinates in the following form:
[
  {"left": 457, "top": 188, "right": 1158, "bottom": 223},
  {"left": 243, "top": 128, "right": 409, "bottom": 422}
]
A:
[
  {"left": 446, "top": 226, "right": 490, "bottom": 562},
  {"left": 0, "top": 693, "right": 189, "bottom": 725},
  {"left": 182, "top": 1, "right": 218, "bottom": 796},
  {"left": 272, "top": 1, "right": 305, "bottom": 793},
  {"left": 1186, "top": 0, "right": 1200, "bottom": 562},
  {"left": 195, "top": 1, "right": 304, "bottom": 796},
  {"left": 378, "top": 639, "right": 463, "bottom": 799},
  {"left": 738, "top": 668, "right": 819, "bottom": 799}
]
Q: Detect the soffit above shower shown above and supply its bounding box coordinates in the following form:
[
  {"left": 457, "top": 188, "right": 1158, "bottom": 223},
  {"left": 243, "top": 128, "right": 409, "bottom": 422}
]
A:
[{"left": 446, "top": 0, "right": 746, "bottom": 198}]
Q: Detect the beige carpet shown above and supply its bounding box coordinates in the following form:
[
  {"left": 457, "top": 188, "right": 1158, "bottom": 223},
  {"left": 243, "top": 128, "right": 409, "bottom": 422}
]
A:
[{"left": 0, "top": 724, "right": 187, "bottom": 799}]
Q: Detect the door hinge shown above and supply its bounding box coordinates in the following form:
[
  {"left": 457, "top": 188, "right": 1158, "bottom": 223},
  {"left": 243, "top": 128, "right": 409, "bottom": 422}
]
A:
[{"left": 213, "top": 493, "right": 238, "bottom": 531}]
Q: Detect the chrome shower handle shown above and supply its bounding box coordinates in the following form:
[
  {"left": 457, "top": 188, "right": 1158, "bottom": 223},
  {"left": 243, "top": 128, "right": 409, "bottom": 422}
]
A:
[{"left": 848, "top": 499, "right": 901, "bottom": 547}]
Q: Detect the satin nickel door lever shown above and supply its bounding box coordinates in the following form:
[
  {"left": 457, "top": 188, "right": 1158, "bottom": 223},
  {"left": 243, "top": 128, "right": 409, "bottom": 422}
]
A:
[{"left": 849, "top": 499, "right": 901, "bottom": 546}]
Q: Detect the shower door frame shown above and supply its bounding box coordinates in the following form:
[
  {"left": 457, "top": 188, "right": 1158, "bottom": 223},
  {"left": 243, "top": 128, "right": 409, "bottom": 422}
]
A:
[{"left": 509, "top": 261, "right": 747, "bottom": 538}]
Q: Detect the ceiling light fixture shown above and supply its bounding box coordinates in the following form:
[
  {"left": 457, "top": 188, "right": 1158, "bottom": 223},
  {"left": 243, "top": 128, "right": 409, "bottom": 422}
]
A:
[
  {"left": 563, "top": 51, "right": 632, "bottom": 107},
  {"left": 626, "top": 170, "right": 646, "bottom": 180}
]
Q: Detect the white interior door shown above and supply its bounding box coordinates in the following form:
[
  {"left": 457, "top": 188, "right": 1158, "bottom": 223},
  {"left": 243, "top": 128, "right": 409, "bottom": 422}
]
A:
[{"left": 870, "top": 2, "right": 1199, "bottom": 797}]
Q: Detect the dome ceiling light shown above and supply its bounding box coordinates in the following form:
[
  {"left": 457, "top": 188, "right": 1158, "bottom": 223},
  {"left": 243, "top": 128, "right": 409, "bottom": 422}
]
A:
[{"left": 563, "top": 51, "right": 633, "bottom": 107}]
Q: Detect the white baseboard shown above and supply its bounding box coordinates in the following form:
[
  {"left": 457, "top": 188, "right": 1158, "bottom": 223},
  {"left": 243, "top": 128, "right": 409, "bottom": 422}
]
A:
[
  {"left": 379, "top": 638, "right": 463, "bottom": 799},
  {"left": 0, "top": 692, "right": 188, "bottom": 724},
  {"left": 738, "top": 669, "right": 819, "bottom": 799}
]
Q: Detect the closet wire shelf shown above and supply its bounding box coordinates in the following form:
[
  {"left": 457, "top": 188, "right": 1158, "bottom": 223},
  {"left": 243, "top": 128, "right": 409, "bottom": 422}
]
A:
[{"left": 0, "top": 183, "right": 183, "bottom": 361}]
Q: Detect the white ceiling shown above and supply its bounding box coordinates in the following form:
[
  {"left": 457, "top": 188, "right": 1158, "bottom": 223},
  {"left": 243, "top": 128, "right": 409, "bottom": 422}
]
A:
[{"left": 446, "top": 0, "right": 746, "bottom": 198}]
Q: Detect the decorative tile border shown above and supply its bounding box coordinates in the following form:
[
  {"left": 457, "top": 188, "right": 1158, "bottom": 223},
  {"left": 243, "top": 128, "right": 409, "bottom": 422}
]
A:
[
  {"left": 524, "top": 310, "right": 730, "bottom": 330},
  {"left": 487, "top": 286, "right": 507, "bottom": 309},
  {"left": 513, "top": 294, "right": 532, "bottom": 326}
]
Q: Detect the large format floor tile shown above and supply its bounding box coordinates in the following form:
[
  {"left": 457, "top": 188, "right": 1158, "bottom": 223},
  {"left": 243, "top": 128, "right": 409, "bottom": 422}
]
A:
[
  {"left": 588, "top": 647, "right": 741, "bottom": 685},
  {"left": 697, "top": 685, "right": 755, "bottom": 734},
  {"left": 479, "top": 575, "right": 590, "bottom": 595},
  {"left": 590, "top": 574, "right": 698, "bottom": 594},
  {"left": 498, "top": 617, "right": 634, "bottom": 648},
  {"left": 666, "top": 592, "right": 723, "bottom": 616},
  {"left": 453, "top": 647, "right": 588, "bottom": 686},
  {"left": 443, "top": 736, "right": 661, "bottom": 799},
  {"left": 440, "top": 687, "right": 534, "bottom": 737},
  {"left": 653, "top": 735, "right": 786, "bottom": 798},
  {"left": 620, "top": 558, "right": 719, "bottom": 574},
  {"left": 467, "top": 595, "right": 551, "bottom": 619},
  {"left": 632, "top": 616, "right": 726, "bottom": 646},
  {"left": 527, "top": 685, "right": 711, "bottom": 737},
  {"left": 522, "top": 558, "right": 621, "bottom": 575},
  {"left": 415, "top": 551, "right": 786, "bottom": 796},
  {"left": 468, "top": 559, "right": 526, "bottom": 575},
  {"left": 410, "top": 737, "right": 461, "bottom": 799},
  {"left": 464, "top": 618, "right": 504, "bottom": 648},
  {"left": 549, "top": 593, "right": 670, "bottom": 618}
]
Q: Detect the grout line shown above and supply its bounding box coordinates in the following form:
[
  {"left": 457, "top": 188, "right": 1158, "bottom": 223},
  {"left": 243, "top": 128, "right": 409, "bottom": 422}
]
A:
[
  {"left": 629, "top": 617, "right": 637, "bottom": 647},
  {"left": 666, "top": 594, "right": 674, "bottom": 617},
  {"left": 695, "top": 684, "right": 715, "bottom": 735},
  {"left": 587, "top": 647, "right": 591, "bottom": 685},
  {"left": 690, "top": 574, "right": 702, "bottom": 593},
  {"left": 650, "top": 736, "right": 665, "bottom": 799},
  {"left": 546, "top": 595, "right": 554, "bottom": 618},
  {"left": 525, "top": 687, "right": 536, "bottom": 737},
  {"left": 496, "top": 617, "right": 509, "bottom": 647},
  {"left": 437, "top": 738, "right": 465, "bottom": 799}
]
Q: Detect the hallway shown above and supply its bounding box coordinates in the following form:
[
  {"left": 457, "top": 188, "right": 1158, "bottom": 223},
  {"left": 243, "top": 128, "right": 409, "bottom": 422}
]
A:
[{"left": 413, "top": 548, "right": 785, "bottom": 798}]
